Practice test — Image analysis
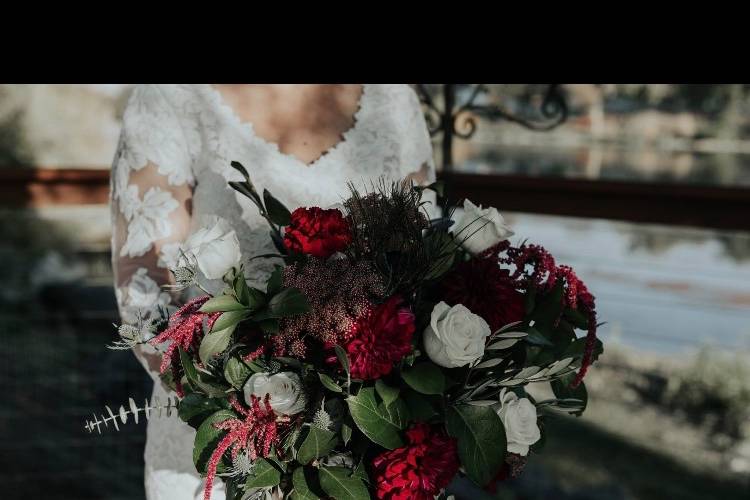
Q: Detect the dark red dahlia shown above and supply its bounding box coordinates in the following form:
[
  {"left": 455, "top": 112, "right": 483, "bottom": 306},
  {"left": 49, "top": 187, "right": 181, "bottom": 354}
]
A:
[
  {"left": 441, "top": 257, "right": 526, "bottom": 332},
  {"left": 283, "top": 206, "right": 352, "bottom": 259},
  {"left": 372, "top": 423, "right": 460, "bottom": 500},
  {"left": 148, "top": 295, "right": 219, "bottom": 397},
  {"left": 343, "top": 295, "right": 415, "bottom": 380}
]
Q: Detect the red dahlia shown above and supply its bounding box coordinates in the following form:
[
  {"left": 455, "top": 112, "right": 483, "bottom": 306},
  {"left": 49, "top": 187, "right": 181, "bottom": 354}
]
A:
[
  {"left": 441, "top": 257, "right": 525, "bottom": 332},
  {"left": 372, "top": 423, "right": 460, "bottom": 500},
  {"left": 283, "top": 206, "right": 352, "bottom": 259},
  {"left": 343, "top": 296, "right": 415, "bottom": 380}
]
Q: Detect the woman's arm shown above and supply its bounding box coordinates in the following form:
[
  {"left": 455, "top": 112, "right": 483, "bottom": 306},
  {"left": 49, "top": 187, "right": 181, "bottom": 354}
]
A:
[{"left": 110, "top": 85, "right": 195, "bottom": 383}]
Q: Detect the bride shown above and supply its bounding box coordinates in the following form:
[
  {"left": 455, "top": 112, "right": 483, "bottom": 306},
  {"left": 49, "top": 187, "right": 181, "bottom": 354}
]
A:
[{"left": 110, "top": 84, "right": 437, "bottom": 499}]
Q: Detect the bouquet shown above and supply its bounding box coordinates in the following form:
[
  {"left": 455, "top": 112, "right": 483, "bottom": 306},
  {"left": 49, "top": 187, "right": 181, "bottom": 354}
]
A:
[{"left": 89, "top": 162, "right": 602, "bottom": 500}]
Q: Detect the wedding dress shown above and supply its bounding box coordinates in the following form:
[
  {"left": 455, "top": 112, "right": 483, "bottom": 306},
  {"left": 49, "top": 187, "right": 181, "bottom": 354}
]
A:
[{"left": 110, "top": 84, "right": 436, "bottom": 500}]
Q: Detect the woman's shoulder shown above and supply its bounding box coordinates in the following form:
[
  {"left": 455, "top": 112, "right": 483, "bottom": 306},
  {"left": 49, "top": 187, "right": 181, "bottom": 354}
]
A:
[{"left": 126, "top": 84, "right": 207, "bottom": 111}]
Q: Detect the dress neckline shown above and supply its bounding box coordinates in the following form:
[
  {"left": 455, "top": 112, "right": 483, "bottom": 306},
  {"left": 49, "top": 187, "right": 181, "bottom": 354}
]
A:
[{"left": 205, "top": 84, "right": 369, "bottom": 169}]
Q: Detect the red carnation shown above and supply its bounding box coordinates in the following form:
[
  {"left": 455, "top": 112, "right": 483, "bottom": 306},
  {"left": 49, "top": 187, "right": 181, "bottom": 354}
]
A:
[
  {"left": 343, "top": 296, "right": 415, "bottom": 380},
  {"left": 441, "top": 257, "right": 525, "bottom": 332},
  {"left": 283, "top": 206, "right": 352, "bottom": 259},
  {"left": 372, "top": 423, "right": 460, "bottom": 500}
]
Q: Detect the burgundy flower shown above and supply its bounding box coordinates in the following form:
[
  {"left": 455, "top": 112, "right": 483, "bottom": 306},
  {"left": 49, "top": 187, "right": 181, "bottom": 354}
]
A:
[
  {"left": 441, "top": 257, "right": 526, "bottom": 332},
  {"left": 343, "top": 296, "right": 415, "bottom": 380},
  {"left": 283, "top": 206, "right": 352, "bottom": 258},
  {"left": 372, "top": 423, "right": 460, "bottom": 500},
  {"left": 485, "top": 453, "right": 528, "bottom": 494}
]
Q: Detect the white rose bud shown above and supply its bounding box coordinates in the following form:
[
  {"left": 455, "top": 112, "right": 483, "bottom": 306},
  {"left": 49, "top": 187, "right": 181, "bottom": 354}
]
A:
[
  {"left": 182, "top": 216, "right": 242, "bottom": 280},
  {"left": 423, "top": 301, "right": 491, "bottom": 368},
  {"left": 495, "top": 388, "right": 541, "bottom": 456},
  {"left": 243, "top": 372, "right": 307, "bottom": 416},
  {"left": 452, "top": 199, "right": 513, "bottom": 255}
]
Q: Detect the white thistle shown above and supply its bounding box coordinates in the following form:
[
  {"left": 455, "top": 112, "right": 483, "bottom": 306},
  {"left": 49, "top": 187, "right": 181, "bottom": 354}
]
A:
[
  {"left": 107, "top": 312, "right": 156, "bottom": 350},
  {"left": 225, "top": 451, "right": 255, "bottom": 478},
  {"left": 267, "top": 360, "right": 282, "bottom": 373},
  {"left": 164, "top": 250, "right": 199, "bottom": 291},
  {"left": 313, "top": 406, "right": 333, "bottom": 431}
]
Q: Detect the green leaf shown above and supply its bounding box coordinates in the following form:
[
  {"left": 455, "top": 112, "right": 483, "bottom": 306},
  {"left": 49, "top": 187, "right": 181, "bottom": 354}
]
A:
[
  {"left": 531, "top": 279, "right": 564, "bottom": 328},
  {"left": 193, "top": 409, "right": 236, "bottom": 474},
  {"left": 263, "top": 189, "right": 292, "bottom": 226},
  {"left": 179, "top": 347, "right": 201, "bottom": 392},
  {"left": 446, "top": 405, "right": 507, "bottom": 487},
  {"left": 424, "top": 230, "right": 456, "bottom": 280},
  {"left": 401, "top": 363, "right": 445, "bottom": 395},
  {"left": 266, "top": 266, "right": 283, "bottom": 296},
  {"left": 233, "top": 273, "right": 251, "bottom": 306},
  {"left": 334, "top": 345, "right": 350, "bottom": 374},
  {"left": 524, "top": 328, "right": 555, "bottom": 348},
  {"left": 199, "top": 325, "right": 235, "bottom": 364},
  {"left": 211, "top": 309, "right": 250, "bottom": 333},
  {"left": 223, "top": 356, "right": 252, "bottom": 390},
  {"left": 297, "top": 426, "right": 339, "bottom": 465},
  {"left": 562, "top": 337, "right": 604, "bottom": 364},
  {"left": 402, "top": 390, "right": 439, "bottom": 422},
  {"left": 319, "top": 466, "right": 370, "bottom": 500},
  {"left": 244, "top": 458, "right": 281, "bottom": 489},
  {"left": 550, "top": 372, "right": 588, "bottom": 416},
  {"left": 341, "top": 423, "right": 352, "bottom": 445},
  {"left": 346, "top": 387, "right": 408, "bottom": 450},
  {"left": 258, "top": 318, "right": 280, "bottom": 334},
  {"left": 230, "top": 160, "right": 250, "bottom": 180},
  {"left": 177, "top": 393, "right": 227, "bottom": 428},
  {"left": 319, "top": 373, "right": 343, "bottom": 393},
  {"left": 180, "top": 348, "right": 227, "bottom": 397},
  {"left": 375, "top": 380, "right": 400, "bottom": 407},
  {"left": 563, "top": 307, "right": 590, "bottom": 330},
  {"left": 247, "top": 288, "right": 267, "bottom": 310},
  {"left": 268, "top": 287, "right": 310, "bottom": 317},
  {"left": 292, "top": 467, "right": 321, "bottom": 500},
  {"left": 199, "top": 295, "right": 246, "bottom": 313}
]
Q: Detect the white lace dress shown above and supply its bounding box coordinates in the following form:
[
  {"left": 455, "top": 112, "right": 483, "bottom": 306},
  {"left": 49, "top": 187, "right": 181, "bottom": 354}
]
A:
[{"left": 110, "top": 84, "right": 436, "bottom": 500}]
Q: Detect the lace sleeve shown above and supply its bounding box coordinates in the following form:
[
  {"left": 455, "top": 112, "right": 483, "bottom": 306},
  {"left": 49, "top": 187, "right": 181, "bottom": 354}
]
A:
[
  {"left": 110, "top": 85, "right": 195, "bottom": 383},
  {"left": 402, "top": 85, "right": 439, "bottom": 216}
]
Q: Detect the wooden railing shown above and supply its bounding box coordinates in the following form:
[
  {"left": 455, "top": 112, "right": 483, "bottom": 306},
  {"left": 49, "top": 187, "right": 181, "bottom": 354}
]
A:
[
  {"left": 2, "top": 168, "right": 749, "bottom": 231},
  {"left": 0, "top": 168, "right": 110, "bottom": 207}
]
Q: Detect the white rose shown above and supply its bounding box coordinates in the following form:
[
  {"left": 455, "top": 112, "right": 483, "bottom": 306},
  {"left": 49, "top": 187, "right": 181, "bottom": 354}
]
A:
[
  {"left": 423, "top": 301, "right": 491, "bottom": 368},
  {"left": 452, "top": 199, "right": 513, "bottom": 255},
  {"left": 181, "top": 216, "right": 241, "bottom": 280},
  {"left": 495, "top": 388, "right": 541, "bottom": 456},
  {"left": 243, "top": 372, "right": 307, "bottom": 416}
]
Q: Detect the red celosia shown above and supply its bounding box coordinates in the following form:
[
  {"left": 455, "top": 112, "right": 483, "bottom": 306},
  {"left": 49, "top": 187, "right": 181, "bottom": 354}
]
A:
[
  {"left": 203, "top": 394, "right": 290, "bottom": 500},
  {"left": 342, "top": 296, "right": 415, "bottom": 380},
  {"left": 148, "top": 295, "right": 219, "bottom": 397},
  {"left": 441, "top": 256, "right": 526, "bottom": 332},
  {"left": 372, "top": 423, "right": 460, "bottom": 500},
  {"left": 481, "top": 243, "right": 599, "bottom": 388},
  {"left": 283, "top": 206, "right": 352, "bottom": 259},
  {"left": 556, "top": 265, "right": 598, "bottom": 388}
]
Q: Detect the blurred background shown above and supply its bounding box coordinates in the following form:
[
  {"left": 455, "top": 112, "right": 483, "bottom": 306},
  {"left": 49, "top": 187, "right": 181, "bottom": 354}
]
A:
[{"left": 1, "top": 84, "right": 749, "bottom": 500}]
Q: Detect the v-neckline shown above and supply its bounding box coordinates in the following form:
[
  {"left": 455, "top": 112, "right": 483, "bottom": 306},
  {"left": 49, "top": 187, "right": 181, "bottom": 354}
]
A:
[{"left": 206, "top": 84, "right": 369, "bottom": 169}]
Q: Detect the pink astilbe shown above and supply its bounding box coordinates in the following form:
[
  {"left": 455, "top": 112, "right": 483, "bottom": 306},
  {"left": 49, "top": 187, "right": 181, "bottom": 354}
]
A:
[
  {"left": 148, "top": 295, "right": 219, "bottom": 397},
  {"left": 203, "top": 395, "right": 290, "bottom": 500}
]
